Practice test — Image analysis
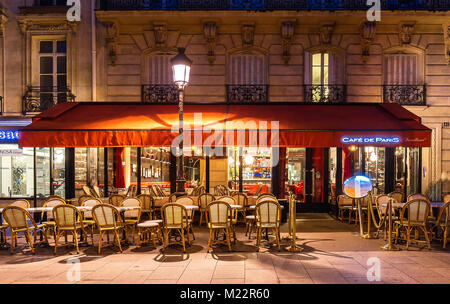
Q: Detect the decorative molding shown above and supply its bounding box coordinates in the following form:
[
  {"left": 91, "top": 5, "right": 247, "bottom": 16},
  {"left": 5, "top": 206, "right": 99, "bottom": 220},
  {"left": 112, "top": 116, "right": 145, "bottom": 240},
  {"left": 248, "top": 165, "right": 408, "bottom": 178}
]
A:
[
  {"left": 241, "top": 23, "right": 255, "bottom": 47},
  {"left": 320, "top": 22, "right": 335, "bottom": 45},
  {"left": 443, "top": 23, "right": 450, "bottom": 65},
  {"left": 399, "top": 22, "right": 415, "bottom": 45},
  {"left": 360, "top": 21, "right": 376, "bottom": 64},
  {"left": 153, "top": 23, "right": 168, "bottom": 48},
  {"left": 281, "top": 21, "right": 295, "bottom": 65},
  {"left": 203, "top": 22, "right": 217, "bottom": 65},
  {"left": 17, "top": 19, "right": 78, "bottom": 35},
  {"left": 0, "top": 9, "right": 7, "bottom": 36},
  {"left": 103, "top": 22, "right": 119, "bottom": 66}
]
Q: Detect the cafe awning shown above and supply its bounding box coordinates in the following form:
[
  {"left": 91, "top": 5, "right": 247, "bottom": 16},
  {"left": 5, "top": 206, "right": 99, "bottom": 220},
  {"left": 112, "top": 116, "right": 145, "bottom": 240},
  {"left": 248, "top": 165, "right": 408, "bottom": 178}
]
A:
[{"left": 19, "top": 102, "right": 431, "bottom": 148}]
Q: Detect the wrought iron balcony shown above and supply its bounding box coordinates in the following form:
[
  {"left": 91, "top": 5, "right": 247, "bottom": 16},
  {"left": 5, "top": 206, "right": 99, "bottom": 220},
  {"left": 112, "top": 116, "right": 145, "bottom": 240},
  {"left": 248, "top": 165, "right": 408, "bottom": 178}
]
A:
[
  {"left": 226, "top": 85, "right": 269, "bottom": 103},
  {"left": 304, "top": 84, "right": 346, "bottom": 103},
  {"left": 142, "top": 84, "right": 179, "bottom": 103},
  {"left": 100, "top": 0, "right": 450, "bottom": 11},
  {"left": 383, "top": 84, "right": 426, "bottom": 106},
  {"left": 22, "top": 86, "right": 76, "bottom": 114}
]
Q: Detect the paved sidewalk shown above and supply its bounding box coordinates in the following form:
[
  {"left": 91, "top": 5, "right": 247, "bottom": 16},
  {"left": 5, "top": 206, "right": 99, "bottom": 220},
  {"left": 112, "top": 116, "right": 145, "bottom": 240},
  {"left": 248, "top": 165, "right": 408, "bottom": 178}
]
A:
[{"left": 0, "top": 214, "right": 449, "bottom": 284}]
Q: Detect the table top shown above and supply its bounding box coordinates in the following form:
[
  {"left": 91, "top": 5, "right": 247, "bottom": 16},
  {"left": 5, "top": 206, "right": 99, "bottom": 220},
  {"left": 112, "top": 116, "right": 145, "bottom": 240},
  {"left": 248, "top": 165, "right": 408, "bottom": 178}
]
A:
[
  {"left": 381, "top": 201, "right": 444, "bottom": 208},
  {"left": 249, "top": 205, "right": 285, "bottom": 210}
]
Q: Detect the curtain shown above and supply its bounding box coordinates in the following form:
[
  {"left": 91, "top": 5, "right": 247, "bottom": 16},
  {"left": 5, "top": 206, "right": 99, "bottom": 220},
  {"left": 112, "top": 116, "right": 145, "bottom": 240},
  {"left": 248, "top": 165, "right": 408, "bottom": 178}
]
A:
[
  {"left": 115, "top": 147, "right": 126, "bottom": 188},
  {"left": 343, "top": 147, "right": 353, "bottom": 183}
]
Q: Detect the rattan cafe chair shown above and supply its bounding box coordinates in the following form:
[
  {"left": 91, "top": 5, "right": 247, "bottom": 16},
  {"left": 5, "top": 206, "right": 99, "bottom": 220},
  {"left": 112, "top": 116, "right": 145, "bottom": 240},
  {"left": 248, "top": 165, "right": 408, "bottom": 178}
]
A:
[
  {"left": 83, "top": 185, "right": 94, "bottom": 197},
  {"left": 161, "top": 203, "right": 191, "bottom": 253},
  {"left": 197, "top": 193, "right": 215, "bottom": 226},
  {"left": 374, "top": 195, "right": 398, "bottom": 240},
  {"left": 389, "top": 191, "right": 404, "bottom": 203},
  {"left": 9, "top": 199, "right": 31, "bottom": 209},
  {"left": 175, "top": 196, "right": 196, "bottom": 239},
  {"left": 2, "top": 206, "right": 48, "bottom": 254},
  {"left": 41, "top": 197, "right": 66, "bottom": 242},
  {"left": 255, "top": 200, "right": 282, "bottom": 251},
  {"left": 232, "top": 192, "right": 249, "bottom": 223},
  {"left": 394, "top": 198, "right": 431, "bottom": 250},
  {"left": 207, "top": 201, "right": 233, "bottom": 252},
  {"left": 92, "top": 204, "right": 126, "bottom": 254},
  {"left": 217, "top": 196, "right": 237, "bottom": 243},
  {"left": 430, "top": 201, "right": 450, "bottom": 248},
  {"left": 168, "top": 193, "right": 177, "bottom": 203},
  {"left": 80, "top": 197, "right": 102, "bottom": 244},
  {"left": 109, "top": 194, "right": 126, "bottom": 207},
  {"left": 137, "top": 194, "right": 155, "bottom": 220},
  {"left": 121, "top": 197, "right": 142, "bottom": 244},
  {"left": 53, "top": 204, "right": 87, "bottom": 254},
  {"left": 337, "top": 194, "right": 353, "bottom": 222}
]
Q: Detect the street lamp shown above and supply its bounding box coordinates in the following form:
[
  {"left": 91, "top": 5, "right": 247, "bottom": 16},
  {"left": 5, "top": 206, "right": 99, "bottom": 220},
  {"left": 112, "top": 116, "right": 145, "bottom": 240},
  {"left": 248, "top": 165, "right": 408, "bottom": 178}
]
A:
[{"left": 171, "top": 47, "right": 193, "bottom": 195}]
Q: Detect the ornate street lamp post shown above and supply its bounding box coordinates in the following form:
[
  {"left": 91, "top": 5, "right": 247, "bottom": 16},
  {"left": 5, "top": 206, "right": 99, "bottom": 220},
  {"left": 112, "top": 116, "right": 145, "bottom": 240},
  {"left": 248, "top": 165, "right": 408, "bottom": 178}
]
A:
[{"left": 171, "top": 48, "right": 193, "bottom": 195}]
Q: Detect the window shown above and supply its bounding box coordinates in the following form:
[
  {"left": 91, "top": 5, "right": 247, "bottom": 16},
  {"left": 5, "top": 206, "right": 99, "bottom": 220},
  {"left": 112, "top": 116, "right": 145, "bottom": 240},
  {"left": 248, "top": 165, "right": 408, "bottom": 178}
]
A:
[
  {"left": 0, "top": 145, "right": 35, "bottom": 197},
  {"left": 39, "top": 40, "right": 67, "bottom": 106},
  {"left": 142, "top": 54, "right": 178, "bottom": 103},
  {"left": 34, "top": 0, "right": 67, "bottom": 6},
  {"left": 305, "top": 51, "right": 345, "bottom": 103}
]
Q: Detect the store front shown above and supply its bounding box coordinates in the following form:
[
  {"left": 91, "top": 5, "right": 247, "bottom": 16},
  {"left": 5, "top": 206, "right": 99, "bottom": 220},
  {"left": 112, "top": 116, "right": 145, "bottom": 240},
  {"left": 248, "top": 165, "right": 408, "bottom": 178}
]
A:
[{"left": 19, "top": 102, "right": 431, "bottom": 212}]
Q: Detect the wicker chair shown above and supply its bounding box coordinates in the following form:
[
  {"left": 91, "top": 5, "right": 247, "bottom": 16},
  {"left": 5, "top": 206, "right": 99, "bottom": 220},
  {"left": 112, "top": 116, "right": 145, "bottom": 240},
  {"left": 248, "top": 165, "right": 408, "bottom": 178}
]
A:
[
  {"left": 168, "top": 193, "right": 177, "bottom": 203},
  {"left": 198, "top": 193, "right": 215, "bottom": 226},
  {"left": 149, "top": 185, "right": 159, "bottom": 197},
  {"left": 125, "top": 185, "right": 137, "bottom": 197},
  {"left": 41, "top": 197, "right": 66, "bottom": 241},
  {"left": 407, "top": 193, "right": 427, "bottom": 201},
  {"left": 389, "top": 191, "right": 404, "bottom": 203},
  {"left": 53, "top": 204, "right": 87, "bottom": 254},
  {"left": 156, "top": 185, "right": 167, "bottom": 197},
  {"left": 77, "top": 195, "right": 93, "bottom": 206},
  {"left": 430, "top": 199, "right": 450, "bottom": 248},
  {"left": 255, "top": 185, "right": 263, "bottom": 197},
  {"left": 394, "top": 198, "right": 431, "bottom": 249},
  {"left": 80, "top": 197, "right": 102, "bottom": 244},
  {"left": 232, "top": 192, "right": 249, "bottom": 223},
  {"left": 337, "top": 194, "right": 353, "bottom": 221},
  {"left": 217, "top": 196, "right": 237, "bottom": 242},
  {"left": 214, "top": 185, "right": 228, "bottom": 196},
  {"left": 92, "top": 204, "right": 125, "bottom": 254},
  {"left": 137, "top": 194, "right": 155, "bottom": 220},
  {"left": 256, "top": 193, "right": 276, "bottom": 203},
  {"left": 136, "top": 220, "right": 162, "bottom": 248},
  {"left": 161, "top": 203, "right": 191, "bottom": 252},
  {"left": 207, "top": 201, "right": 233, "bottom": 252},
  {"left": 2, "top": 206, "right": 48, "bottom": 254},
  {"left": 121, "top": 197, "right": 142, "bottom": 244},
  {"left": 374, "top": 195, "right": 397, "bottom": 240},
  {"left": 175, "top": 196, "right": 196, "bottom": 239},
  {"left": 109, "top": 194, "right": 126, "bottom": 207},
  {"left": 83, "top": 185, "right": 93, "bottom": 197},
  {"left": 9, "top": 199, "right": 31, "bottom": 209},
  {"left": 255, "top": 200, "right": 282, "bottom": 251}
]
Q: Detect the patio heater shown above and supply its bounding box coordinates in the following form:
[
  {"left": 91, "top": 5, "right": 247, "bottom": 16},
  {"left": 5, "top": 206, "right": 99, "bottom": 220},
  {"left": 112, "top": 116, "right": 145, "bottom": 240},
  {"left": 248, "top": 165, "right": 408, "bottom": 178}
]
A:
[{"left": 171, "top": 48, "right": 193, "bottom": 195}]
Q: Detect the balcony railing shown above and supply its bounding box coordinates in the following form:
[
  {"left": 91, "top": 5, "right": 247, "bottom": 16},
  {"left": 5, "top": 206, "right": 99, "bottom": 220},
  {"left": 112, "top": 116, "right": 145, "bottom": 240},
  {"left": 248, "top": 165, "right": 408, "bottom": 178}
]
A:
[
  {"left": 383, "top": 84, "right": 426, "bottom": 106},
  {"left": 22, "top": 86, "right": 76, "bottom": 114},
  {"left": 142, "top": 84, "right": 179, "bottom": 103},
  {"left": 100, "top": 0, "right": 450, "bottom": 11},
  {"left": 304, "top": 84, "right": 347, "bottom": 103},
  {"left": 226, "top": 85, "right": 269, "bottom": 103}
]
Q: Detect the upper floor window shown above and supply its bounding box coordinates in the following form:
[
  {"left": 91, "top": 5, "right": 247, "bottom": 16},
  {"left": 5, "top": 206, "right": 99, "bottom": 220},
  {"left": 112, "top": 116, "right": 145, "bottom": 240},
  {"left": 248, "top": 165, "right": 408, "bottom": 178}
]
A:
[
  {"left": 227, "top": 52, "right": 268, "bottom": 103},
  {"left": 142, "top": 53, "right": 178, "bottom": 103},
  {"left": 305, "top": 51, "right": 345, "bottom": 103},
  {"left": 39, "top": 40, "right": 67, "bottom": 90},
  {"left": 383, "top": 52, "right": 425, "bottom": 105}
]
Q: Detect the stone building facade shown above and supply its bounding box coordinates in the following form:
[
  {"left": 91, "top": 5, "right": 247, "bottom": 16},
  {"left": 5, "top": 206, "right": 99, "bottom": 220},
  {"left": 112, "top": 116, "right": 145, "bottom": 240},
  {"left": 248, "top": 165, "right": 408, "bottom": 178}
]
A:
[{"left": 0, "top": 1, "right": 449, "bottom": 200}]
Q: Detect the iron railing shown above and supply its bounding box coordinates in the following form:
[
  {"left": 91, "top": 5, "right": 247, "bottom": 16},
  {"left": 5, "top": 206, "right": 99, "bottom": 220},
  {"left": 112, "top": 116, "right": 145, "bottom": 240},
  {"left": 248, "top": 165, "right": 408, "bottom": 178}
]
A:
[
  {"left": 22, "top": 86, "right": 76, "bottom": 114},
  {"left": 383, "top": 84, "right": 426, "bottom": 105},
  {"left": 226, "top": 85, "right": 269, "bottom": 103},
  {"left": 142, "top": 84, "right": 179, "bottom": 103},
  {"left": 304, "top": 84, "right": 347, "bottom": 103},
  {"left": 100, "top": 0, "right": 450, "bottom": 10}
]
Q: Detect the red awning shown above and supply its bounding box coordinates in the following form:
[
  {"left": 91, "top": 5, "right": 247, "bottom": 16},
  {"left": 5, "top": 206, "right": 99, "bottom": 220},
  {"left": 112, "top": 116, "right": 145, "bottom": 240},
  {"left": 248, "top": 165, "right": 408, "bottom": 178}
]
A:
[{"left": 19, "top": 102, "right": 431, "bottom": 148}]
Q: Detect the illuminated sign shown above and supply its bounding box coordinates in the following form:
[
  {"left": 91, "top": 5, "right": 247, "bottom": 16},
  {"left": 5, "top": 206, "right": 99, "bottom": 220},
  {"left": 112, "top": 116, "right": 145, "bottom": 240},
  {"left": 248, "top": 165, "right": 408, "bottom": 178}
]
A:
[
  {"left": 341, "top": 136, "right": 400, "bottom": 144},
  {"left": 0, "top": 130, "right": 19, "bottom": 142}
]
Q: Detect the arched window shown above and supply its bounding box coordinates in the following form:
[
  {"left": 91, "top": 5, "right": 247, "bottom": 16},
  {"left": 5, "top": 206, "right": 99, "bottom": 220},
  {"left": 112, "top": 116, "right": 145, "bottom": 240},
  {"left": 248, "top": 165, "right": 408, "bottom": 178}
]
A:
[
  {"left": 304, "top": 50, "right": 345, "bottom": 103},
  {"left": 227, "top": 51, "right": 267, "bottom": 103},
  {"left": 142, "top": 52, "right": 178, "bottom": 103},
  {"left": 383, "top": 47, "right": 425, "bottom": 105}
]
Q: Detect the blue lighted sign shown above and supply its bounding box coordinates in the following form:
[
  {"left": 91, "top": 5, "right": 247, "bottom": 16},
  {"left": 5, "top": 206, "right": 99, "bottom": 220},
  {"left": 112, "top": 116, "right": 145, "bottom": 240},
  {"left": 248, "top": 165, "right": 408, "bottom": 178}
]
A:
[
  {"left": 341, "top": 136, "right": 400, "bottom": 144},
  {"left": 0, "top": 130, "right": 19, "bottom": 142}
]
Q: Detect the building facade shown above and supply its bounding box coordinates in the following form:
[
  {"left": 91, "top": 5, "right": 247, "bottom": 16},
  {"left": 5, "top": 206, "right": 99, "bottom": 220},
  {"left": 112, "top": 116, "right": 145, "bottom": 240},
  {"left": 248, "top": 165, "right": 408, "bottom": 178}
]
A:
[{"left": 0, "top": 1, "right": 449, "bottom": 207}]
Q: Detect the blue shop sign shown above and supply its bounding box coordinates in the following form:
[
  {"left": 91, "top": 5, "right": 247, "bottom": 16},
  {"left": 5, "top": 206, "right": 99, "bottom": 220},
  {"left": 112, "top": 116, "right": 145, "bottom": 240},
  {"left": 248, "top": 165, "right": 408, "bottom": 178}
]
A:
[
  {"left": 0, "top": 130, "right": 19, "bottom": 142},
  {"left": 341, "top": 136, "right": 400, "bottom": 144}
]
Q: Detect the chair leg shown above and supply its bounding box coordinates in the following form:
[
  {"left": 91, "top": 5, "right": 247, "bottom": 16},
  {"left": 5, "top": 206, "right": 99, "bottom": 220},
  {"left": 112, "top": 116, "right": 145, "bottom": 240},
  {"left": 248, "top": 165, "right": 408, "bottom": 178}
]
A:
[
  {"left": 25, "top": 231, "right": 35, "bottom": 254},
  {"left": 74, "top": 230, "right": 79, "bottom": 254},
  {"left": 151, "top": 228, "right": 157, "bottom": 248},
  {"left": 406, "top": 227, "right": 411, "bottom": 250},
  {"left": 226, "top": 228, "right": 232, "bottom": 252},
  {"left": 54, "top": 229, "right": 60, "bottom": 255},
  {"left": 207, "top": 228, "right": 213, "bottom": 253},
  {"left": 275, "top": 228, "right": 281, "bottom": 251},
  {"left": 180, "top": 228, "right": 186, "bottom": 253},
  {"left": 443, "top": 227, "right": 448, "bottom": 249},
  {"left": 137, "top": 228, "right": 142, "bottom": 248},
  {"left": 256, "top": 227, "right": 261, "bottom": 251},
  {"left": 421, "top": 226, "right": 431, "bottom": 249},
  {"left": 98, "top": 231, "right": 103, "bottom": 254},
  {"left": 114, "top": 230, "right": 122, "bottom": 253}
]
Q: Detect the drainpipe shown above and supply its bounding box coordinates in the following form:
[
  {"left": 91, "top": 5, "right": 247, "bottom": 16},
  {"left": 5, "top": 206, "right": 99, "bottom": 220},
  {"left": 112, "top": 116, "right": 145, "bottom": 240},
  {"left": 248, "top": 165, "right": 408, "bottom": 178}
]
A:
[{"left": 91, "top": 0, "right": 96, "bottom": 101}]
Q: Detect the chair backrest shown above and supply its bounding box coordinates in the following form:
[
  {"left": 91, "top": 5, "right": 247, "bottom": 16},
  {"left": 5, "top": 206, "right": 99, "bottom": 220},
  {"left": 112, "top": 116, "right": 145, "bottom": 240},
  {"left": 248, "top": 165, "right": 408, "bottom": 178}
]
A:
[
  {"left": 149, "top": 185, "right": 159, "bottom": 197},
  {"left": 78, "top": 195, "right": 94, "bottom": 206},
  {"left": 375, "top": 195, "right": 393, "bottom": 215},
  {"left": 337, "top": 195, "right": 353, "bottom": 207},
  {"left": 3, "top": 206, "right": 35, "bottom": 230},
  {"left": 168, "top": 193, "right": 177, "bottom": 203},
  {"left": 255, "top": 185, "right": 263, "bottom": 196},
  {"left": 217, "top": 196, "right": 236, "bottom": 206},
  {"left": 137, "top": 194, "right": 154, "bottom": 211},
  {"left": 83, "top": 185, "right": 93, "bottom": 196},
  {"left": 92, "top": 204, "right": 122, "bottom": 228},
  {"left": 256, "top": 194, "right": 277, "bottom": 205},
  {"left": 92, "top": 185, "right": 101, "bottom": 198},
  {"left": 232, "top": 193, "right": 248, "bottom": 207},
  {"left": 444, "top": 193, "right": 450, "bottom": 204},
  {"left": 53, "top": 205, "right": 81, "bottom": 229},
  {"left": 436, "top": 202, "right": 450, "bottom": 227},
  {"left": 121, "top": 197, "right": 141, "bottom": 219},
  {"left": 156, "top": 185, "right": 166, "bottom": 197},
  {"left": 46, "top": 195, "right": 64, "bottom": 201},
  {"left": 214, "top": 185, "right": 228, "bottom": 196},
  {"left": 43, "top": 197, "right": 66, "bottom": 221},
  {"left": 9, "top": 199, "right": 30, "bottom": 209},
  {"left": 109, "top": 194, "right": 126, "bottom": 206},
  {"left": 407, "top": 193, "right": 427, "bottom": 201},
  {"left": 389, "top": 191, "right": 404, "bottom": 203},
  {"left": 198, "top": 193, "right": 215, "bottom": 209},
  {"left": 125, "top": 185, "right": 137, "bottom": 197},
  {"left": 161, "top": 203, "right": 187, "bottom": 228},
  {"left": 401, "top": 199, "right": 430, "bottom": 225},
  {"left": 81, "top": 197, "right": 102, "bottom": 219},
  {"left": 208, "top": 201, "right": 231, "bottom": 226},
  {"left": 256, "top": 200, "right": 281, "bottom": 227},
  {"left": 175, "top": 196, "right": 194, "bottom": 206}
]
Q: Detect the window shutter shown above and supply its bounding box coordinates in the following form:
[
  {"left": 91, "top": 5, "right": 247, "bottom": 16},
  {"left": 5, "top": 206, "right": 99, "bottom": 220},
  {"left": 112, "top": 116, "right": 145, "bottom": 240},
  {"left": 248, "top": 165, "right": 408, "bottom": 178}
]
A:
[
  {"left": 304, "top": 51, "right": 312, "bottom": 84},
  {"left": 384, "top": 54, "right": 418, "bottom": 85},
  {"left": 145, "top": 55, "right": 172, "bottom": 84},
  {"left": 329, "top": 53, "right": 344, "bottom": 85},
  {"left": 229, "top": 53, "right": 265, "bottom": 85}
]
